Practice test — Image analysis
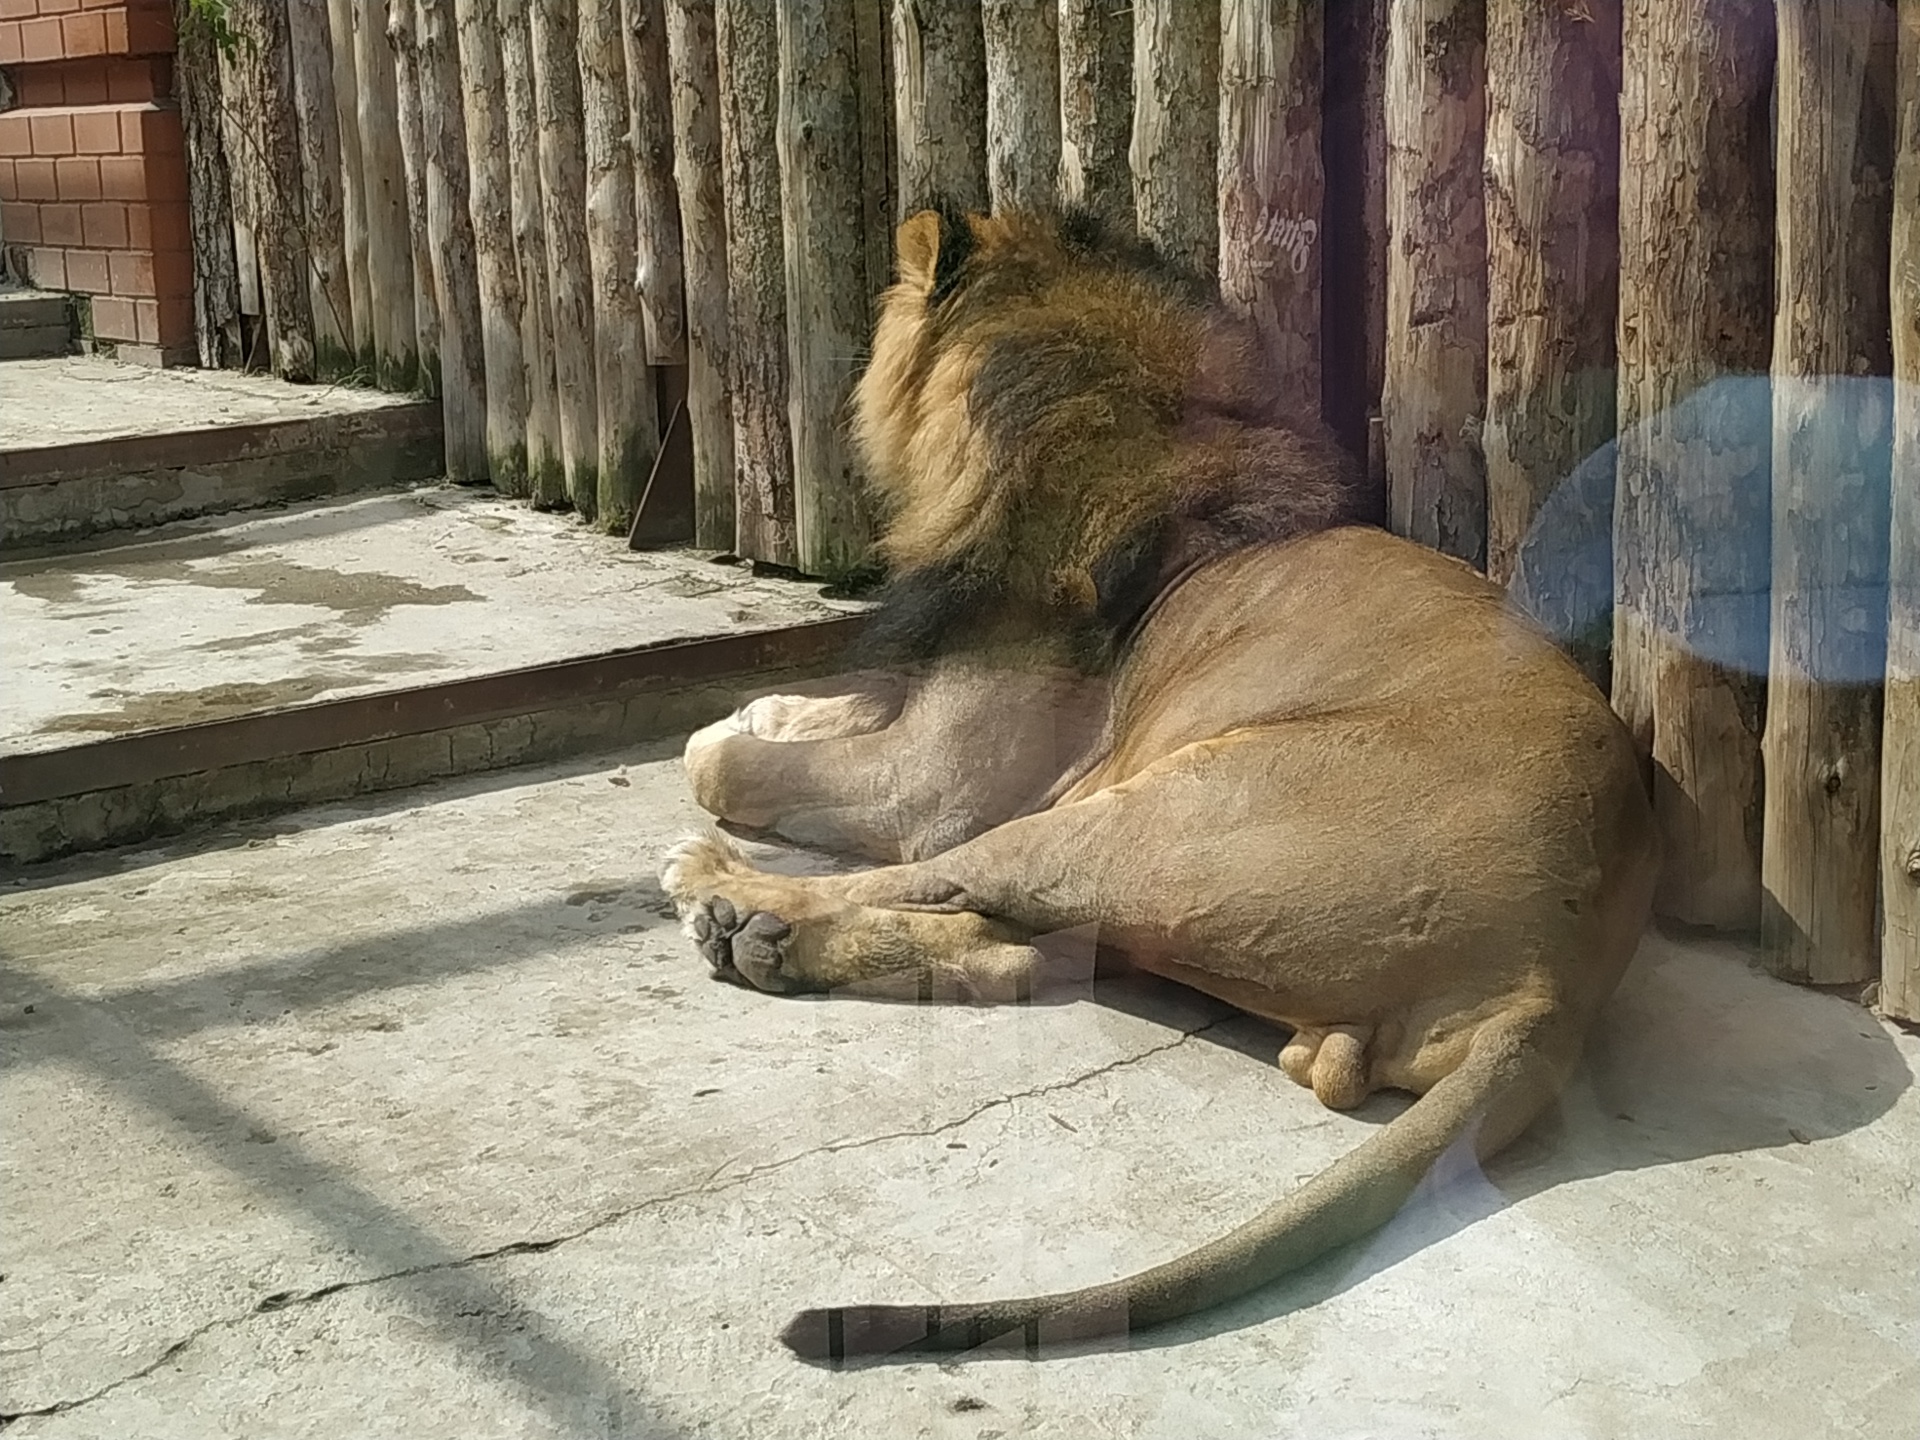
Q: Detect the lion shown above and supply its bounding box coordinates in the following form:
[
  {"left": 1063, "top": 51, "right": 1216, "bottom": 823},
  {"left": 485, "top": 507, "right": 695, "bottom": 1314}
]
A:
[{"left": 660, "top": 206, "right": 1660, "bottom": 1359}]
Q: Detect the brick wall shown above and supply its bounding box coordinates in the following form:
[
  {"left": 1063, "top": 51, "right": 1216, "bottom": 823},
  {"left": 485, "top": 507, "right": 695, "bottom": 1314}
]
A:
[{"left": 0, "top": 0, "right": 192, "bottom": 364}]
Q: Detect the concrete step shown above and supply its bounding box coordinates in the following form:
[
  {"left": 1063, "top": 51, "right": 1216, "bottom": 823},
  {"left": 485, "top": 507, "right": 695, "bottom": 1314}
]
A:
[
  {"left": 0, "top": 486, "right": 866, "bottom": 865},
  {"left": 0, "top": 286, "right": 73, "bottom": 360}
]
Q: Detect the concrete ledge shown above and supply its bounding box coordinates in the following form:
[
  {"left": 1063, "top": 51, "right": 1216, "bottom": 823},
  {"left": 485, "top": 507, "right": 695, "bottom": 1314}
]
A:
[{"left": 0, "top": 402, "right": 445, "bottom": 548}]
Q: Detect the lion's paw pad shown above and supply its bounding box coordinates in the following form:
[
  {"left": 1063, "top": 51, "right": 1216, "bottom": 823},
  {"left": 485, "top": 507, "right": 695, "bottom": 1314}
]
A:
[{"left": 693, "top": 898, "right": 798, "bottom": 994}]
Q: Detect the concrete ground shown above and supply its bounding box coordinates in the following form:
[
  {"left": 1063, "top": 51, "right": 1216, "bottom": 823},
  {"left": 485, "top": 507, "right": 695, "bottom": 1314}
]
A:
[
  {"left": 0, "top": 357, "right": 414, "bottom": 453},
  {"left": 2, "top": 749, "right": 1916, "bottom": 1439},
  {"left": 1, "top": 486, "right": 860, "bottom": 754}
]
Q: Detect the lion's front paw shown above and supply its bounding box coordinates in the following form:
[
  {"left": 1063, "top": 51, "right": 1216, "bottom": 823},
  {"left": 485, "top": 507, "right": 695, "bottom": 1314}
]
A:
[{"left": 690, "top": 895, "right": 800, "bottom": 993}]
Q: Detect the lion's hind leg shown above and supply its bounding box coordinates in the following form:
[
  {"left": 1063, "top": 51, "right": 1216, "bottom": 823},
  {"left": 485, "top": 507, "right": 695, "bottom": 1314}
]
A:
[{"left": 661, "top": 832, "right": 1042, "bottom": 1001}]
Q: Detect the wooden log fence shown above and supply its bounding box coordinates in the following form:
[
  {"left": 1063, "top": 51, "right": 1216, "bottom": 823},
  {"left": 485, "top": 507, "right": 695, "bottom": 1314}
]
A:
[{"left": 167, "top": 0, "right": 1919, "bottom": 1011}]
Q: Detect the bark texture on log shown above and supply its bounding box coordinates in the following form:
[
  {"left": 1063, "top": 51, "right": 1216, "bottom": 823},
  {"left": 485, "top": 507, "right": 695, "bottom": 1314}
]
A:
[
  {"left": 326, "top": 0, "right": 374, "bottom": 367},
  {"left": 667, "top": 0, "right": 736, "bottom": 549},
  {"left": 1219, "top": 0, "right": 1324, "bottom": 421},
  {"left": 501, "top": 0, "right": 565, "bottom": 503},
  {"left": 1761, "top": 0, "right": 1896, "bottom": 985},
  {"left": 1132, "top": 0, "right": 1219, "bottom": 276},
  {"left": 388, "top": 0, "right": 441, "bottom": 390},
  {"left": 173, "top": 0, "right": 244, "bottom": 368},
  {"left": 416, "top": 0, "right": 488, "bottom": 481},
  {"left": 455, "top": 0, "right": 529, "bottom": 492},
  {"left": 1383, "top": 0, "right": 1486, "bottom": 568},
  {"left": 1885, "top": 0, "right": 1920, "bottom": 1022},
  {"left": 286, "top": 0, "right": 355, "bottom": 372},
  {"left": 980, "top": 0, "right": 1059, "bottom": 212},
  {"left": 1613, "top": 0, "right": 1775, "bottom": 932},
  {"left": 1322, "top": 0, "right": 1388, "bottom": 505},
  {"left": 624, "top": 0, "right": 687, "bottom": 364},
  {"left": 582, "top": 0, "right": 659, "bottom": 528},
  {"left": 777, "top": 0, "right": 876, "bottom": 577},
  {"left": 229, "top": 0, "right": 317, "bottom": 379},
  {"left": 531, "top": 0, "right": 602, "bottom": 512},
  {"left": 1486, "top": 0, "right": 1620, "bottom": 687},
  {"left": 353, "top": 0, "right": 418, "bottom": 388},
  {"left": 1059, "top": 0, "right": 1132, "bottom": 224},
  {"left": 891, "top": 0, "right": 987, "bottom": 215},
  {"left": 716, "top": 0, "right": 796, "bottom": 565}
]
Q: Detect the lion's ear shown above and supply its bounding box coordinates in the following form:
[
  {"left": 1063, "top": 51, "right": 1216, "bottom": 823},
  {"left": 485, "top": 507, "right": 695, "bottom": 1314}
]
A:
[{"left": 896, "top": 206, "right": 974, "bottom": 301}]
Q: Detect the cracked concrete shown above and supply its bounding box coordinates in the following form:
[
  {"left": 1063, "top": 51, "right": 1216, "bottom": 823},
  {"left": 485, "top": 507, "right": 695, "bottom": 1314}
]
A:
[{"left": 2, "top": 749, "right": 1917, "bottom": 1438}]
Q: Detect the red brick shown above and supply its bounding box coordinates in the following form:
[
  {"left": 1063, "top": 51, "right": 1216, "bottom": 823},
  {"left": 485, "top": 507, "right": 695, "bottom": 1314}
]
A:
[
  {"left": 142, "top": 147, "right": 185, "bottom": 203},
  {"left": 18, "top": 14, "right": 59, "bottom": 60},
  {"left": 97, "top": 152, "right": 144, "bottom": 198},
  {"left": 12, "top": 68, "right": 63, "bottom": 106},
  {"left": 0, "top": 0, "right": 35, "bottom": 19},
  {"left": 135, "top": 292, "right": 191, "bottom": 345},
  {"left": 39, "top": 0, "right": 81, "bottom": 13},
  {"left": 73, "top": 108, "right": 124, "bottom": 155},
  {"left": 80, "top": 0, "right": 120, "bottom": 9},
  {"left": 38, "top": 199, "right": 81, "bottom": 244},
  {"left": 60, "top": 9, "right": 105, "bottom": 54},
  {"left": 25, "top": 246, "right": 65, "bottom": 289},
  {"left": 103, "top": 57, "right": 149, "bottom": 100},
  {"left": 1, "top": 200, "right": 42, "bottom": 245},
  {"left": 107, "top": 246, "right": 151, "bottom": 294},
  {"left": 63, "top": 245, "right": 109, "bottom": 291},
  {"left": 124, "top": 0, "right": 170, "bottom": 50},
  {"left": 89, "top": 293, "right": 137, "bottom": 339},
  {"left": 0, "top": 157, "right": 12, "bottom": 194},
  {"left": 14, "top": 157, "right": 58, "bottom": 200},
  {"left": 129, "top": 104, "right": 183, "bottom": 156},
  {"left": 28, "top": 111, "right": 73, "bottom": 157},
  {"left": 0, "top": 114, "right": 31, "bottom": 158},
  {"left": 79, "top": 198, "right": 126, "bottom": 247},
  {"left": 63, "top": 62, "right": 109, "bottom": 103},
  {"left": 129, "top": 198, "right": 189, "bottom": 251},
  {"left": 0, "top": 20, "right": 21, "bottom": 62},
  {"left": 54, "top": 155, "right": 101, "bottom": 200}
]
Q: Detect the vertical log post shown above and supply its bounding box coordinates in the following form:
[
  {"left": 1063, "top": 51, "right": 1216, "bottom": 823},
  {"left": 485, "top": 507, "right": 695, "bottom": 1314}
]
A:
[
  {"left": 1613, "top": 0, "right": 1775, "bottom": 931},
  {"left": 1322, "top": 0, "right": 1389, "bottom": 505},
  {"left": 229, "top": 0, "right": 317, "bottom": 380},
  {"left": 1885, "top": 0, "right": 1920, "bottom": 1021},
  {"left": 581, "top": 0, "right": 659, "bottom": 529},
  {"left": 326, "top": 0, "right": 375, "bottom": 370},
  {"left": 502, "top": 0, "right": 566, "bottom": 503},
  {"left": 980, "top": 0, "right": 1059, "bottom": 212},
  {"left": 285, "top": 0, "right": 355, "bottom": 374},
  {"left": 624, "top": 0, "right": 686, "bottom": 366},
  {"left": 1132, "top": 0, "right": 1219, "bottom": 276},
  {"left": 891, "top": 0, "right": 987, "bottom": 216},
  {"left": 388, "top": 0, "right": 441, "bottom": 389},
  {"left": 777, "top": 0, "right": 877, "bottom": 578},
  {"left": 353, "top": 0, "right": 418, "bottom": 388},
  {"left": 716, "top": 0, "right": 797, "bottom": 565},
  {"left": 172, "top": 0, "right": 243, "bottom": 368},
  {"left": 455, "top": 0, "right": 530, "bottom": 492},
  {"left": 531, "top": 0, "right": 602, "bottom": 513},
  {"left": 1219, "top": 0, "right": 1324, "bottom": 420},
  {"left": 1485, "top": 0, "right": 1621, "bottom": 683},
  {"left": 1058, "top": 0, "right": 1132, "bottom": 225},
  {"left": 1761, "top": 0, "right": 1896, "bottom": 985},
  {"left": 416, "top": 0, "right": 488, "bottom": 480},
  {"left": 667, "top": 0, "right": 735, "bottom": 549},
  {"left": 1383, "top": 0, "right": 1486, "bottom": 568}
]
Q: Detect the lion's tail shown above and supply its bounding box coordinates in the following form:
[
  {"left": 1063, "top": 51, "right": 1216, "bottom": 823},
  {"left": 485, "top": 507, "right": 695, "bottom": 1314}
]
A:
[{"left": 779, "top": 1002, "right": 1582, "bottom": 1360}]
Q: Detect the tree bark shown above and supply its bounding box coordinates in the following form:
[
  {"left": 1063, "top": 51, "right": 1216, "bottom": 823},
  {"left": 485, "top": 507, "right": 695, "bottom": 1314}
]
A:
[
  {"left": 1219, "top": 0, "right": 1324, "bottom": 420},
  {"left": 1761, "top": 0, "right": 1896, "bottom": 985},
  {"left": 284, "top": 0, "right": 354, "bottom": 373},
  {"left": 1383, "top": 0, "right": 1486, "bottom": 568},
  {"left": 353, "top": 0, "right": 418, "bottom": 388},
  {"left": 1058, "top": 0, "right": 1131, "bottom": 225},
  {"left": 501, "top": 0, "right": 565, "bottom": 503},
  {"left": 173, "top": 0, "right": 244, "bottom": 368},
  {"left": 716, "top": 0, "right": 796, "bottom": 565},
  {"left": 777, "top": 0, "right": 876, "bottom": 578},
  {"left": 531, "top": 0, "right": 602, "bottom": 513},
  {"left": 1613, "top": 0, "right": 1775, "bottom": 932},
  {"left": 1885, "top": 0, "right": 1920, "bottom": 1021},
  {"left": 416, "top": 0, "right": 488, "bottom": 481},
  {"left": 229, "top": 0, "right": 317, "bottom": 380},
  {"left": 1131, "top": 0, "right": 1219, "bottom": 276},
  {"left": 979, "top": 0, "right": 1058, "bottom": 212},
  {"left": 581, "top": 0, "right": 659, "bottom": 529},
  {"left": 667, "top": 0, "right": 736, "bottom": 549},
  {"left": 388, "top": 0, "right": 440, "bottom": 390},
  {"left": 624, "top": 0, "right": 687, "bottom": 364},
  {"left": 455, "top": 0, "right": 530, "bottom": 492},
  {"left": 326, "top": 0, "right": 374, "bottom": 369},
  {"left": 891, "top": 0, "right": 987, "bottom": 216},
  {"left": 1485, "top": 0, "right": 1620, "bottom": 686},
  {"left": 1322, "top": 0, "right": 1389, "bottom": 504}
]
